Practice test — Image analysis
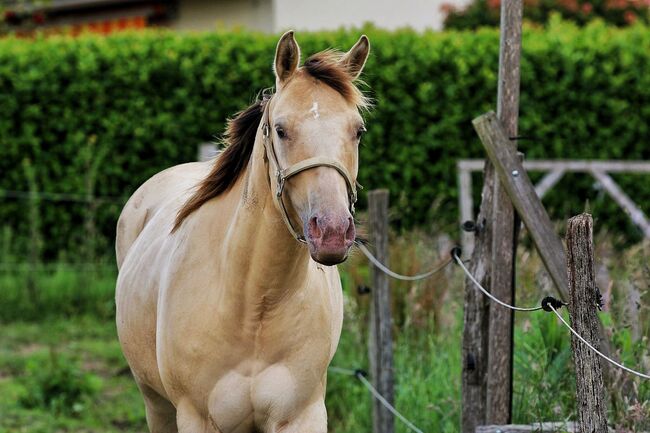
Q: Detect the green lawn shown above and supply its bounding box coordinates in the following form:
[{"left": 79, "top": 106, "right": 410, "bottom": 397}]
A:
[
  {"left": 0, "top": 317, "right": 146, "bottom": 433},
  {"left": 0, "top": 236, "right": 648, "bottom": 432},
  {"left": 3, "top": 312, "right": 644, "bottom": 433}
]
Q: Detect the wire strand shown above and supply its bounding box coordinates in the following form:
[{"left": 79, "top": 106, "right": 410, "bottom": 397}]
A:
[
  {"left": 357, "top": 243, "right": 451, "bottom": 281},
  {"left": 356, "top": 374, "right": 425, "bottom": 433},
  {"left": 452, "top": 251, "right": 543, "bottom": 312},
  {"left": 549, "top": 306, "right": 650, "bottom": 380},
  {"left": 328, "top": 367, "right": 425, "bottom": 433},
  {"left": 0, "top": 189, "right": 125, "bottom": 204},
  {"left": 327, "top": 366, "right": 357, "bottom": 376}
]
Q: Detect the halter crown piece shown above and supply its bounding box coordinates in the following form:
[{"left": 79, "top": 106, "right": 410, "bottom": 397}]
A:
[{"left": 260, "top": 98, "right": 361, "bottom": 244}]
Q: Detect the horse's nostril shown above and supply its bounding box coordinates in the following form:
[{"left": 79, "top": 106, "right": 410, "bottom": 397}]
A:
[
  {"left": 345, "top": 217, "right": 355, "bottom": 241},
  {"left": 309, "top": 216, "right": 322, "bottom": 239}
]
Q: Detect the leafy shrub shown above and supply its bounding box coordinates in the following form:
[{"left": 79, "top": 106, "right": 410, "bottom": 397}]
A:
[
  {"left": 0, "top": 264, "right": 117, "bottom": 323},
  {"left": 19, "top": 350, "right": 102, "bottom": 415},
  {"left": 442, "top": 0, "right": 650, "bottom": 30},
  {"left": 1, "top": 21, "right": 650, "bottom": 258}
]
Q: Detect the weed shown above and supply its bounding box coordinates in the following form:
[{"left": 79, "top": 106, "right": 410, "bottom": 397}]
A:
[{"left": 18, "top": 350, "right": 102, "bottom": 416}]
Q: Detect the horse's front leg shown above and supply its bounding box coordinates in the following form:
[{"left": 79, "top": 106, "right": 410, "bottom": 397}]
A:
[{"left": 176, "top": 398, "right": 215, "bottom": 433}]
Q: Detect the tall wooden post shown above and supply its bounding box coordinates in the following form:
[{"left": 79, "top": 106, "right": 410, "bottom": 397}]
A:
[
  {"left": 487, "top": 0, "right": 523, "bottom": 423},
  {"left": 462, "top": 0, "right": 523, "bottom": 430},
  {"left": 566, "top": 214, "right": 609, "bottom": 433},
  {"left": 461, "top": 170, "right": 491, "bottom": 432},
  {"left": 368, "top": 189, "right": 395, "bottom": 433}
]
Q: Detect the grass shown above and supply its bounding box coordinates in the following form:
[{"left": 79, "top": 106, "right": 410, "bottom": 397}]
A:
[
  {"left": 0, "top": 317, "right": 146, "bottom": 433},
  {"left": 0, "top": 233, "right": 648, "bottom": 432},
  {"left": 0, "top": 264, "right": 117, "bottom": 322}
]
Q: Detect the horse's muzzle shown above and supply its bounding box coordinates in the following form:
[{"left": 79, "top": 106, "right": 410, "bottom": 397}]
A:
[{"left": 305, "top": 214, "right": 355, "bottom": 266}]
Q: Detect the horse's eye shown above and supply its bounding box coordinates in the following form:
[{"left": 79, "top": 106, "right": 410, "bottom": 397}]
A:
[
  {"left": 356, "top": 126, "right": 366, "bottom": 140},
  {"left": 275, "top": 127, "right": 286, "bottom": 139}
]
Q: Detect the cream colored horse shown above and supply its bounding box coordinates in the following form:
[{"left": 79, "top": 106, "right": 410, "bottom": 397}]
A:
[{"left": 115, "top": 31, "right": 370, "bottom": 433}]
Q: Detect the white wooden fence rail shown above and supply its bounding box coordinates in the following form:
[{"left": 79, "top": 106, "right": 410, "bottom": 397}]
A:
[{"left": 458, "top": 159, "right": 650, "bottom": 257}]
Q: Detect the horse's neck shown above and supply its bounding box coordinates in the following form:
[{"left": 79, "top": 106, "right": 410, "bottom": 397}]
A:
[{"left": 218, "top": 131, "right": 312, "bottom": 307}]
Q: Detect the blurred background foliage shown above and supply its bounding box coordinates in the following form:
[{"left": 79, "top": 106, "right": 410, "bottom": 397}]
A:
[
  {"left": 1, "top": 20, "right": 650, "bottom": 261},
  {"left": 0, "top": 19, "right": 649, "bottom": 432},
  {"left": 442, "top": 0, "right": 650, "bottom": 29}
]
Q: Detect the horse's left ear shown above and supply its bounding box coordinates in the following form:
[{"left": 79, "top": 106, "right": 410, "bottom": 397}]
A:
[{"left": 340, "top": 35, "right": 370, "bottom": 80}]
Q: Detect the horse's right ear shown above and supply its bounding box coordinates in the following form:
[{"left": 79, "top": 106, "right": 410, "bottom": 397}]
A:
[{"left": 274, "top": 30, "right": 300, "bottom": 89}]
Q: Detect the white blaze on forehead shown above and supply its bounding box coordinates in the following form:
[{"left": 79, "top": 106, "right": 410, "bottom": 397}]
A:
[{"left": 309, "top": 101, "right": 320, "bottom": 119}]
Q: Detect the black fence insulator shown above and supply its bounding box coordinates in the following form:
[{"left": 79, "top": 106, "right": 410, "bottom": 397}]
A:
[
  {"left": 466, "top": 353, "right": 476, "bottom": 371},
  {"left": 595, "top": 286, "right": 604, "bottom": 311},
  {"left": 450, "top": 246, "right": 462, "bottom": 261},
  {"left": 541, "top": 296, "right": 566, "bottom": 312},
  {"left": 462, "top": 220, "right": 478, "bottom": 233},
  {"left": 357, "top": 285, "right": 371, "bottom": 295},
  {"left": 354, "top": 369, "right": 368, "bottom": 379}
]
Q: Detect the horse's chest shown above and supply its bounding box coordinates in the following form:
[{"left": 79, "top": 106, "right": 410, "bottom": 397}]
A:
[{"left": 207, "top": 363, "right": 315, "bottom": 432}]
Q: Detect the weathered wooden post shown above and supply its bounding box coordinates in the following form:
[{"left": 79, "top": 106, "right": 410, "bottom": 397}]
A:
[
  {"left": 368, "top": 189, "right": 395, "bottom": 433},
  {"left": 197, "top": 142, "right": 218, "bottom": 162},
  {"left": 472, "top": 112, "right": 615, "bottom": 385},
  {"left": 461, "top": 0, "right": 523, "bottom": 428},
  {"left": 565, "top": 214, "right": 609, "bottom": 433},
  {"left": 486, "top": 0, "right": 524, "bottom": 423}
]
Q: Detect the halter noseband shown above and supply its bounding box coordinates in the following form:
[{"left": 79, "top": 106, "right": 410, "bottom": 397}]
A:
[{"left": 260, "top": 98, "right": 361, "bottom": 244}]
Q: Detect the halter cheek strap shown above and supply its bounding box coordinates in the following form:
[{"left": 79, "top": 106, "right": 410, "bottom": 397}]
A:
[{"left": 260, "top": 99, "right": 361, "bottom": 244}]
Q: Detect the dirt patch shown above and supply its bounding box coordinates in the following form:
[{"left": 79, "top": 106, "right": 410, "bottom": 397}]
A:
[{"left": 18, "top": 343, "right": 46, "bottom": 355}]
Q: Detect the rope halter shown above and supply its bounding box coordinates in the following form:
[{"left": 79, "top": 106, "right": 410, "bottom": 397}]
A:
[{"left": 260, "top": 98, "right": 361, "bottom": 243}]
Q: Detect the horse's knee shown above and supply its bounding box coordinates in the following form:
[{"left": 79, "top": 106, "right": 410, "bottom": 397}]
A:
[
  {"left": 138, "top": 383, "right": 178, "bottom": 433},
  {"left": 177, "top": 398, "right": 213, "bottom": 433},
  {"left": 276, "top": 399, "right": 327, "bottom": 433}
]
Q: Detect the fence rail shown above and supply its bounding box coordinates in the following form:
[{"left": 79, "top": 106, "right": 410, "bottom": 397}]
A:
[
  {"left": 458, "top": 158, "right": 650, "bottom": 257},
  {"left": 0, "top": 189, "right": 125, "bottom": 204},
  {"left": 356, "top": 199, "right": 649, "bottom": 433}
]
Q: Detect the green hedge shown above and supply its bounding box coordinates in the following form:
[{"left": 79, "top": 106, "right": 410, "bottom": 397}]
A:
[{"left": 1, "top": 20, "right": 650, "bottom": 258}]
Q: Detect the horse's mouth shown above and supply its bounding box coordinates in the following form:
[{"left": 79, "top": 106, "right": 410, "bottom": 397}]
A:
[
  {"left": 306, "top": 231, "right": 353, "bottom": 265},
  {"left": 308, "top": 247, "right": 350, "bottom": 266}
]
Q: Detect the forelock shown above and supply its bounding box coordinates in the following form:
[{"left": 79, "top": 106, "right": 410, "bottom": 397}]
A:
[{"left": 301, "top": 50, "right": 370, "bottom": 110}]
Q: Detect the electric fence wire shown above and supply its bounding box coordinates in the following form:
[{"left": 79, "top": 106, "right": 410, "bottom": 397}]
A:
[
  {"left": 357, "top": 243, "right": 451, "bottom": 281},
  {"left": 452, "top": 250, "right": 544, "bottom": 312},
  {"left": 452, "top": 250, "right": 649, "bottom": 380},
  {"left": 549, "top": 305, "right": 650, "bottom": 380},
  {"left": 328, "top": 367, "right": 425, "bottom": 433}
]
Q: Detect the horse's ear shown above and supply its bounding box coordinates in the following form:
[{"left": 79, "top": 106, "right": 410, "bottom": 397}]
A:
[
  {"left": 340, "top": 35, "right": 370, "bottom": 80},
  {"left": 274, "top": 30, "right": 301, "bottom": 88}
]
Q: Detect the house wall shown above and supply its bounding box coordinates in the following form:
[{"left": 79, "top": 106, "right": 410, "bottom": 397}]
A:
[
  {"left": 272, "top": 0, "right": 470, "bottom": 32},
  {"left": 171, "top": 0, "right": 274, "bottom": 32},
  {"left": 170, "top": 0, "right": 470, "bottom": 33}
]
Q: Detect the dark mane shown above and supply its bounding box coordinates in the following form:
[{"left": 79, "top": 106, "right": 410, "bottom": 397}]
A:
[
  {"left": 172, "top": 98, "right": 266, "bottom": 232},
  {"left": 172, "top": 50, "right": 368, "bottom": 232},
  {"left": 303, "top": 50, "right": 370, "bottom": 109}
]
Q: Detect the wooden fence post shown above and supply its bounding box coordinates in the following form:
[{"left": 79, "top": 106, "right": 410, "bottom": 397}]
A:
[
  {"left": 486, "top": 0, "right": 524, "bottom": 423},
  {"left": 565, "top": 214, "right": 609, "bottom": 433},
  {"left": 462, "top": 0, "right": 523, "bottom": 428},
  {"left": 461, "top": 166, "right": 491, "bottom": 432},
  {"left": 197, "top": 143, "right": 218, "bottom": 162},
  {"left": 368, "top": 189, "right": 395, "bottom": 433},
  {"left": 458, "top": 163, "right": 475, "bottom": 257}
]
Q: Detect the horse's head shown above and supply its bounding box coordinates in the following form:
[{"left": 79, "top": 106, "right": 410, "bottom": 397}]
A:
[{"left": 265, "top": 31, "right": 370, "bottom": 266}]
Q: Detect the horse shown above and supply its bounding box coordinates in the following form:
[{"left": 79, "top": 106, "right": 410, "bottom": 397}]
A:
[{"left": 115, "top": 31, "right": 370, "bottom": 433}]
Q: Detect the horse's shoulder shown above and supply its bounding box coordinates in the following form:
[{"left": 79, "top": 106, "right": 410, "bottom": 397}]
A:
[{"left": 116, "top": 161, "right": 213, "bottom": 269}]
